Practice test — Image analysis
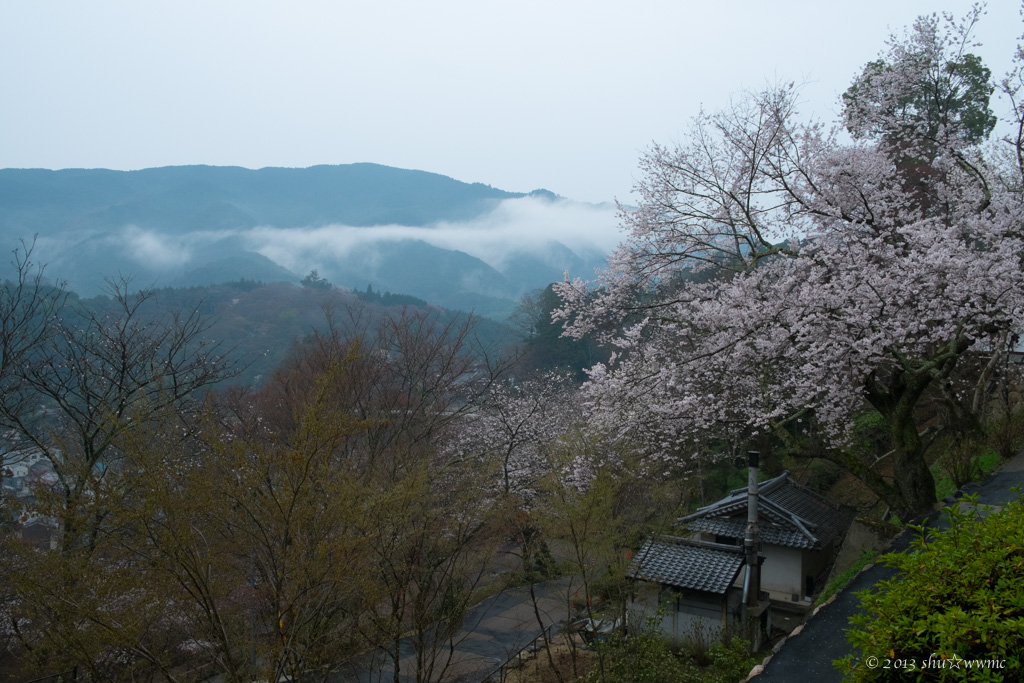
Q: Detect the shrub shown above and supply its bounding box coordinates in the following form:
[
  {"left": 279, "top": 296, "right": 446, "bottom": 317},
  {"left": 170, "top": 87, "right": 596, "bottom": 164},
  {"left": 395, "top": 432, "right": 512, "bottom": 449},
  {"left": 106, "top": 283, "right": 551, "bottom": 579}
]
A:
[
  {"left": 589, "top": 569, "right": 629, "bottom": 605},
  {"left": 837, "top": 494, "right": 1024, "bottom": 681},
  {"left": 679, "top": 618, "right": 716, "bottom": 666},
  {"left": 987, "top": 405, "right": 1024, "bottom": 461},
  {"left": 588, "top": 615, "right": 686, "bottom": 683},
  {"left": 585, "top": 607, "right": 760, "bottom": 683},
  {"left": 702, "top": 638, "right": 761, "bottom": 683}
]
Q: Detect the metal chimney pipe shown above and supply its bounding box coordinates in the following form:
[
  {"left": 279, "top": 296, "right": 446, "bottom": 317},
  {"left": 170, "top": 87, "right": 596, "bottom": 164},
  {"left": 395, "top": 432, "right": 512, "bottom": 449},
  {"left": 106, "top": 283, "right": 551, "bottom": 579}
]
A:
[{"left": 745, "top": 450, "right": 761, "bottom": 607}]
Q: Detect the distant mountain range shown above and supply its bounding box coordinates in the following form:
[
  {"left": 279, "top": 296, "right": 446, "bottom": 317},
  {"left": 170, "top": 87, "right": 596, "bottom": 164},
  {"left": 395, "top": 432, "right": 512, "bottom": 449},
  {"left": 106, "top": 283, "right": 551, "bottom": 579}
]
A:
[{"left": 0, "top": 164, "right": 614, "bottom": 318}]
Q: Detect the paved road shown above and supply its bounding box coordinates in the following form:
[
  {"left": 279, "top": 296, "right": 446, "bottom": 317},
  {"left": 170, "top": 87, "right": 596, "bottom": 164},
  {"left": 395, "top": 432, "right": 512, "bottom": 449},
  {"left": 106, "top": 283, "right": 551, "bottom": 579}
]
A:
[
  {"left": 755, "top": 451, "right": 1024, "bottom": 682},
  {"left": 331, "top": 577, "right": 574, "bottom": 683}
]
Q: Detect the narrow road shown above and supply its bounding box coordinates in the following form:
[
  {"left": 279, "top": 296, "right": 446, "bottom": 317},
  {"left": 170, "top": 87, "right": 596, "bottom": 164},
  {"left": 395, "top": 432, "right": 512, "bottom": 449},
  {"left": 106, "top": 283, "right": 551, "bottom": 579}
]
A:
[
  {"left": 755, "top": 450, "right": 1024, "bottom": 682},
  {"left": 331, "top": 577, "right": 574, "bottom": 682}
]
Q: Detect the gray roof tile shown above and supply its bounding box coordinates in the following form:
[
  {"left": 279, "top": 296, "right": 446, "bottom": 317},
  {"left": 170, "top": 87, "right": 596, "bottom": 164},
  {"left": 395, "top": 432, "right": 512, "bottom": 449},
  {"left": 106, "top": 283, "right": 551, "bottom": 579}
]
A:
[
  {"left": 679, "top": 471, "right": 856, "bottom": 550},
  {"left": 626, "top": 537, "right": 745, "bottom": 594}
]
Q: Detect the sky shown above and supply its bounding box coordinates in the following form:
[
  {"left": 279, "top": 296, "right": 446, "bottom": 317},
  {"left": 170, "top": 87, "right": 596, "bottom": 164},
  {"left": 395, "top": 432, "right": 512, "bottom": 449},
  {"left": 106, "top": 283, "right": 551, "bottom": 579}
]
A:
[{"left": 2, "top": 1, "right": 1022, "bottom": 205}]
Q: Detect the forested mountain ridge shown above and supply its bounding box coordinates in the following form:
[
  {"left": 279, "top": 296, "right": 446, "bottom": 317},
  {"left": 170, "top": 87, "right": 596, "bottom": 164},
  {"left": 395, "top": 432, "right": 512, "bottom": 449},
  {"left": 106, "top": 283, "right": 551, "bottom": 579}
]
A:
[
  {"left": 0, "top": 163, "right": 521, "bottom": 230},
  {"left": 64, "top": 278, "right": 522, "bottom": 388},
  {"left": 0, "top": 164, "right": 612, "bottom": 317}
]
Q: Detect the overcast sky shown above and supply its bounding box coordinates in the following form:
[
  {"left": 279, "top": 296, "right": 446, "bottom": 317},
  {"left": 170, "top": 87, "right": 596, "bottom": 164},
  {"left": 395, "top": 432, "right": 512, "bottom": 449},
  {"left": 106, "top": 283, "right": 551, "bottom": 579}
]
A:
[{"left": 2, "top": 1, "right": 1021, "bottom": 204}]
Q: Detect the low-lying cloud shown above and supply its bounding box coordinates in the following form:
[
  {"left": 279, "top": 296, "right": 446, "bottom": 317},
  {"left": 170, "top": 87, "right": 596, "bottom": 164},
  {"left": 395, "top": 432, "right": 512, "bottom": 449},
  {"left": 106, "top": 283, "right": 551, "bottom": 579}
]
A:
[
  {"left": 244, "top": 195, "right": 622, "bottom": 278},
  {"left": 29, "top": 196, "right": 624, "bottom": 298},
  {"left": 116, "top": 225, "right": 195, "bottom": 268}
]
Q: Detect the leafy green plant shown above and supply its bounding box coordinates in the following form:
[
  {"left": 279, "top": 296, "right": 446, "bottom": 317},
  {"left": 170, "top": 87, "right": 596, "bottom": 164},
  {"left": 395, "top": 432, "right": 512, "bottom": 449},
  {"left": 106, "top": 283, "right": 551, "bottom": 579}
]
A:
[
  {"left": 587, "top": 616, "right": 757, "bottom": 683},
  {"left": 588, "top": 570, "right": 629, "bottom": 605},
  {"left": 837, "top": 494, "right": 1024, "bottom": 681},
  {"left": 813, "top": 549, "right": 878, "bottom": 608},
  {"left": 702, "top": 638, "right": 761, "bottom": 683},
  {"left": 986, "top": 404, "right": 1024, "bottom": 461},
  {"left": 934, "top": 443, "right": 1003, "bottom": 500},
  {"left": 588, "top": 614, "right": 686, "bottom": 683},
  {"left": 978, "top": 451, "right": 1001, "bottom": 475},
  {"left": 934, "top": 474, "right": 956, "bottom": 502}
]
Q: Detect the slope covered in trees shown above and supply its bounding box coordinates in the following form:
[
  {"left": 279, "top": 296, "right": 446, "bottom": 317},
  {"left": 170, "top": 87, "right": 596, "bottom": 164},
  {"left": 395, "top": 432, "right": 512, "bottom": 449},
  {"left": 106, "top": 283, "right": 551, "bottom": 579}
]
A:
[
  {"left": 0, "top": 164, "right": 521, "bottom": 233},
  {"left": 63, "top": 278, "right": 516, "bottom": 387},
  {"left": 0, "top": 242, "right": 689, "bottom": 682},
  {"left": 0, "top": 247, "right": 520, "bottom": 681}
]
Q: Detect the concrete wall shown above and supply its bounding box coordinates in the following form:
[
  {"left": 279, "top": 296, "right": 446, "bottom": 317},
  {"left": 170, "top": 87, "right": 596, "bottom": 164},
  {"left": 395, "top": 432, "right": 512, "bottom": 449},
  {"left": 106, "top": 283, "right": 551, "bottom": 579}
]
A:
[
  {"left": 832, "top": 519, "right": 897, "bottom": 575},
  {"left": 760, "top": 544, "right": 804, "bottom": 599},
  {"left": 630, "top": 582, "right": 744, "bottom": 649}
]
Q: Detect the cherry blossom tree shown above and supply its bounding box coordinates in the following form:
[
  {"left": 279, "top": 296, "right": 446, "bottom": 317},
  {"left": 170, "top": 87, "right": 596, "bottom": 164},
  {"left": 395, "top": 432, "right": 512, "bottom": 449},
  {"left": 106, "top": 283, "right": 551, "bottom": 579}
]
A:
[
  {"left": 460, "top": 374, "right": 577, "bottom": 497},
  {"left": 556, "top": 9, "right": 1024, "bottom": 520},
  {"left": 441, "top": 372, "right": 578, "bottom": 585}
]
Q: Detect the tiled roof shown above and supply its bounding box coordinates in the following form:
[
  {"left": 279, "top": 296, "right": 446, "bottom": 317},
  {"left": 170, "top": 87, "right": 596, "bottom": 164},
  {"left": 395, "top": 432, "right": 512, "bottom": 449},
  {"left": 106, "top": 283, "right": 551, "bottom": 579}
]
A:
[
  {"left": 626, "top": 536, "right": 745, "bottom": 594},
  {"left": 680, "top": 471, "right": 856, "bottom": 550}
]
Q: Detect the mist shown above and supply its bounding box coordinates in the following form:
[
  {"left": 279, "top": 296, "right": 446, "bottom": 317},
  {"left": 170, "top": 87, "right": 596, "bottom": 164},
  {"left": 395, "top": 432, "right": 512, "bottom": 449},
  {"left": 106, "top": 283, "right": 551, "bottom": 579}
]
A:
[
  {"left": 244, "top": 196, "right": 620, "bottom": 277},
  {"left": 19, "top": 194, "right": 622, "bottom": 316}
]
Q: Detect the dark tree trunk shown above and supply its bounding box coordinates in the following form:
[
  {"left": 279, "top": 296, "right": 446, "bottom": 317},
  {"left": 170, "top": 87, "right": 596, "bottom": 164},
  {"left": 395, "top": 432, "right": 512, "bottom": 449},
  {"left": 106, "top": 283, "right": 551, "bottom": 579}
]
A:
[
  {"left": 865, "top": 363, "right": 943, "bottom": 520},
  {"left": 888, "top": 408, "right": 937, "bottom": 520}
]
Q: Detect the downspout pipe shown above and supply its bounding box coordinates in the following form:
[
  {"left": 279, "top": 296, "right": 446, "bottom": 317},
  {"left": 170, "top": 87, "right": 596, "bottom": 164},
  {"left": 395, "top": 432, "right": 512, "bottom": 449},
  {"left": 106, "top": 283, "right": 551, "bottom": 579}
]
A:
[{"left": 744, "top": 450, "right": 761, "bottom": 608}]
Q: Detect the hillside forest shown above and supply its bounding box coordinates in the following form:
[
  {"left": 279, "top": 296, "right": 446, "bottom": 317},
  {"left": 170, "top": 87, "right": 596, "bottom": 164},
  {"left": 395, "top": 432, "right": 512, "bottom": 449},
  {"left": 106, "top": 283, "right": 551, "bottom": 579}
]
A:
[{"left": 3, "top": 6, "right": 1024, "bottom": 682}]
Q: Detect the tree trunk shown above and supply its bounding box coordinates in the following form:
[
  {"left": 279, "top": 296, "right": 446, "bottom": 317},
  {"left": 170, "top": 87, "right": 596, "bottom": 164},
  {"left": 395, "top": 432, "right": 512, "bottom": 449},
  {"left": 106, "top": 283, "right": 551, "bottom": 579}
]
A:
[
  {"left": 868, "top": 368, "right": 940, "bottom": 520},
  {"left": 529, "top": 582, "right": 563, "bottom": 683},
  {"left": 888, "top": 411, "right": 937, "bottom": 519}
]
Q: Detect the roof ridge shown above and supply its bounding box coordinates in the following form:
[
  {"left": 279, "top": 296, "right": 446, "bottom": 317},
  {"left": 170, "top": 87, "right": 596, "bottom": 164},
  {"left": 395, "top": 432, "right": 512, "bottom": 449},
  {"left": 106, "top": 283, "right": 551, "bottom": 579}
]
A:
[
  {"left": 725, "top": 469, "right": 791, "bottom": 497},
  {"left": 784, "top": 476, "right": 851, "bottom": 511},
  {"left": 760, "top": 496, "right": 820, "bottom": 531},
  {"left": 652, "top": 535, "right": 746, "bottom": 554},
  {"left": 680, "top": 475, "right": 820, "bottom": 532}
]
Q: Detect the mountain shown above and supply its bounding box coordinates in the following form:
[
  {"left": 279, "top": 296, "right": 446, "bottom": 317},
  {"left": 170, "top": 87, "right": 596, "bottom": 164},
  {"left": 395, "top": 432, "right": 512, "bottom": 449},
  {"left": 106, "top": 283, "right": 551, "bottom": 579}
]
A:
[
  {"left": 0, "top": 164, "right": 612, "bottom": 318},
  {"left": 0, "top": 164, "right": 521, "bottom": 232}
]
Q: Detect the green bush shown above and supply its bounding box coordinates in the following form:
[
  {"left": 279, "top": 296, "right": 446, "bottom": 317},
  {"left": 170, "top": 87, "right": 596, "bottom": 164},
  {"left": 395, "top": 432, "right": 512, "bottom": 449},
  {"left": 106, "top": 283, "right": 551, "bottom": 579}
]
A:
[
  {"left": 700, "top": 638, "right": 761, "bottom": 683},
  {"left": 589, "top": 569, "right": 630, "bottom": 604},
  {"left": 589, "top": 619, "right": 686, "bottom": 683},
  {"left": 837, "top": 494, "right": 1024, "bottom": 681},
  {"left": 589, "top": 613, "right": 758, "bottom": 683}
]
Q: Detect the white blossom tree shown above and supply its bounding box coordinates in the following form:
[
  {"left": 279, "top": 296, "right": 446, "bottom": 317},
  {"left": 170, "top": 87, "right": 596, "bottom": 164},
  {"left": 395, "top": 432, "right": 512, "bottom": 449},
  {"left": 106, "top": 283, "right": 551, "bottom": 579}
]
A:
[
  {"left": 556, "top": 8, "right": 1024, "bottom": 520},
  {"left": 442, "top": 372, "right": 579, "bottom": 582}
]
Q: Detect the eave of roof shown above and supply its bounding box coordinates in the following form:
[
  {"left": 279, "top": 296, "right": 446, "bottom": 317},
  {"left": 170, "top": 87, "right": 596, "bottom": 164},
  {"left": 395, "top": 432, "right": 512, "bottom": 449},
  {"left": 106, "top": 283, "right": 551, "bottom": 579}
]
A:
[
  {"left": 626, "top": 536, "right": 745, "bottom": 595},
  {"left": 678, "top": 471, "right": 856, "bottom": 550}
]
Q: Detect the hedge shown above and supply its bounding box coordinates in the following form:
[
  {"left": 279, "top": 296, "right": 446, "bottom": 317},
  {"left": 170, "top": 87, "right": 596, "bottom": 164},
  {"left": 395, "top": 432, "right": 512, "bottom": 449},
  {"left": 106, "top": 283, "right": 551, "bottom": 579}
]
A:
[{"left": 838, "top": 493, "right": 1024, "bottom": 681}]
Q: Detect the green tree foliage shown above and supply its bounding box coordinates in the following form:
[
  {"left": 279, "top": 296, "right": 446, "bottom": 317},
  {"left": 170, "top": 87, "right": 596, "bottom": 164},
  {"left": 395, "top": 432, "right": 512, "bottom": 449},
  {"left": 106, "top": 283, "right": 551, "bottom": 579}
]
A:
[
  {"left": 843, "top": 8, "right": 996, "bottom": 149},
  {"left": 0, "top": 251, "right": 507, "bottom": 681},
  {"left": 510, "top": 285, "right": 601, "bottom": 378},
  {"left": 839, "top": 495, "right": 1024, "bottom": 680},
  {"left": 0, "top": 244, "right": 241, "bottom": 681},
  {"left": 353, "top": 283, "right": 428, "bottom": 308},
  {"left": 589, "top": 616, "right": 686, "bottom": 683},
  {"left": 116, "top": 351, "right": 376, "bottom": 683},
  {"left": 300, "top": 269, "right": 332, "bottom": 290}
]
